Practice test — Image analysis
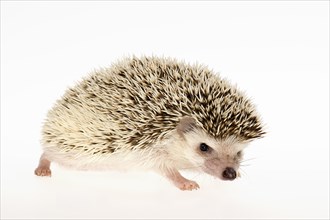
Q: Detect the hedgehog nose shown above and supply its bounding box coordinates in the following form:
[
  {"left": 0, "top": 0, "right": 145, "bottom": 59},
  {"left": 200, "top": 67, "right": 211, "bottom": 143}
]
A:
[{"left": 222, "top": 167, "right": 237, "bottom": 180}]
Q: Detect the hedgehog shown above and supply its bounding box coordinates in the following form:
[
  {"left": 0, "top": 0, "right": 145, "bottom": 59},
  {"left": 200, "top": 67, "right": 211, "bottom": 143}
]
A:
[{"left": 35, "top": 56, "right": 264, "bottom": 190}]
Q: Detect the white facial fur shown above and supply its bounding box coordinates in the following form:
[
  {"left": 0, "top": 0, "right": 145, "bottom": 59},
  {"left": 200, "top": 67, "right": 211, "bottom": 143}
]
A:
[{"left": 175, "top": 119, "right": 249, "bottom": 180}]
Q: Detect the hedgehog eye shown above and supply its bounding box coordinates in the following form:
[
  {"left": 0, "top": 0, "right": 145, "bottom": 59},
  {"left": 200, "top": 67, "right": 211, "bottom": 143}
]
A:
[
  {"left": 237, "top": 151, "right": 242, "bottom": 157},
  {"left": 199, "top": 143, "right": 210, "bottom": 152}
]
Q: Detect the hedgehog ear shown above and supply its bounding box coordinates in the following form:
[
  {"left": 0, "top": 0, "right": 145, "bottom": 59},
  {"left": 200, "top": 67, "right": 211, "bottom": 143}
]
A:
[{"left": 176, "top": 116, "right": 197, "bottom": 135}]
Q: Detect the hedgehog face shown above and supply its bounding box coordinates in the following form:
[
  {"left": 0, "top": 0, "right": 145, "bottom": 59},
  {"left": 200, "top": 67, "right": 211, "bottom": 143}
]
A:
[
  {"left": 176, "top": 117, "right": 248, "bottom": 181},
  {"left": 200, "top": 138, "right": 248, "bottom": 181},
  {"left": 184, "top": 130, "right": 247, "bottom": 181}
]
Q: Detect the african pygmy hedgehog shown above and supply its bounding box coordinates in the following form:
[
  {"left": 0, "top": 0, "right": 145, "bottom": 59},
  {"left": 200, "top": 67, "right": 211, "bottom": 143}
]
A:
[{"left": 35, "top": 56, "right": 265, "bottom": 190}]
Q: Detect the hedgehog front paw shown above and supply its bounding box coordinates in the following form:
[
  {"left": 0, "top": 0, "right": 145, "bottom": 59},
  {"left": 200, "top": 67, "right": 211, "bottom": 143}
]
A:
[
  {"left": 176, "top": 180, "right": 200, "bottom": 191},
  {"left": 164, "top": 169, "right": 200, "bottom": 191}
]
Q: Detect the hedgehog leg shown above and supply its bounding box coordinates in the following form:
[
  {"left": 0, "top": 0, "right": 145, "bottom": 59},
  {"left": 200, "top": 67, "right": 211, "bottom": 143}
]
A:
[
  {"left": 165, "top": 169, "right": 200, "bottom": 191},
  {"left": 34, "top": 153, "right": 52, "bottom": 177}
]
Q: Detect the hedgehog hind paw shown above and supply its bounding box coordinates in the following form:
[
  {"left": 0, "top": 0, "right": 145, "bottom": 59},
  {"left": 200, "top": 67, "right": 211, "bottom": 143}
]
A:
[
  {"left": 35, "top": 166, "right": 52, "bottom": 177},
  {"left": 34, "top": 153, "right": 52, "bottom": 177}
]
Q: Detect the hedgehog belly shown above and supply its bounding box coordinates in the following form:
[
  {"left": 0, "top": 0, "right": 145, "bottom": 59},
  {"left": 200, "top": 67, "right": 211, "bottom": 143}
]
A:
[{"left": 41, "top": 143, "right": 159, "bottom": 171}]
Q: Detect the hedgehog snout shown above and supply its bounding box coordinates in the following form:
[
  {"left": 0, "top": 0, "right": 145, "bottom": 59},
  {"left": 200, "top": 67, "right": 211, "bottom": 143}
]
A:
[{"left": 222, "top": 167, "right": 237, "bottom": 180}]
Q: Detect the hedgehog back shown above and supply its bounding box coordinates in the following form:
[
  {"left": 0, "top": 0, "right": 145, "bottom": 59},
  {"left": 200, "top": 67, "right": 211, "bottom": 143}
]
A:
[{"left": 42, "top": 56, "right": 264, "bottom": 154}]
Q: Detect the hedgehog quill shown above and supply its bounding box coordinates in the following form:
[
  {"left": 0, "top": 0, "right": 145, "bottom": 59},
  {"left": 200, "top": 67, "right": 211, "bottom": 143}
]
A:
[{"left": 35, "top": 56, "right": 265, "bottom": 190}]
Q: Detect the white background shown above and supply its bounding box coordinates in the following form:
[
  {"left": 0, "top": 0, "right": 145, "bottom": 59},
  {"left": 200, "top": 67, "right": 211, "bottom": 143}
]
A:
[{"left": 1, "top": 1, "right": 329, "bottom": 219}]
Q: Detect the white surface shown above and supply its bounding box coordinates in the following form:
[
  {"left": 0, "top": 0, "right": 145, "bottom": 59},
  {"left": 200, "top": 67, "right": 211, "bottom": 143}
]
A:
[{"left": 1, "top": 1, "right": 329, "bottom": 219}]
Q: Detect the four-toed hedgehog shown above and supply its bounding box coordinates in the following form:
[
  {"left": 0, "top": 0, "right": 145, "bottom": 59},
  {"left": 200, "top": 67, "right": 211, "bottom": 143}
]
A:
[{"left": 35, "top": 56, "right": 265, "bottom": 190}]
